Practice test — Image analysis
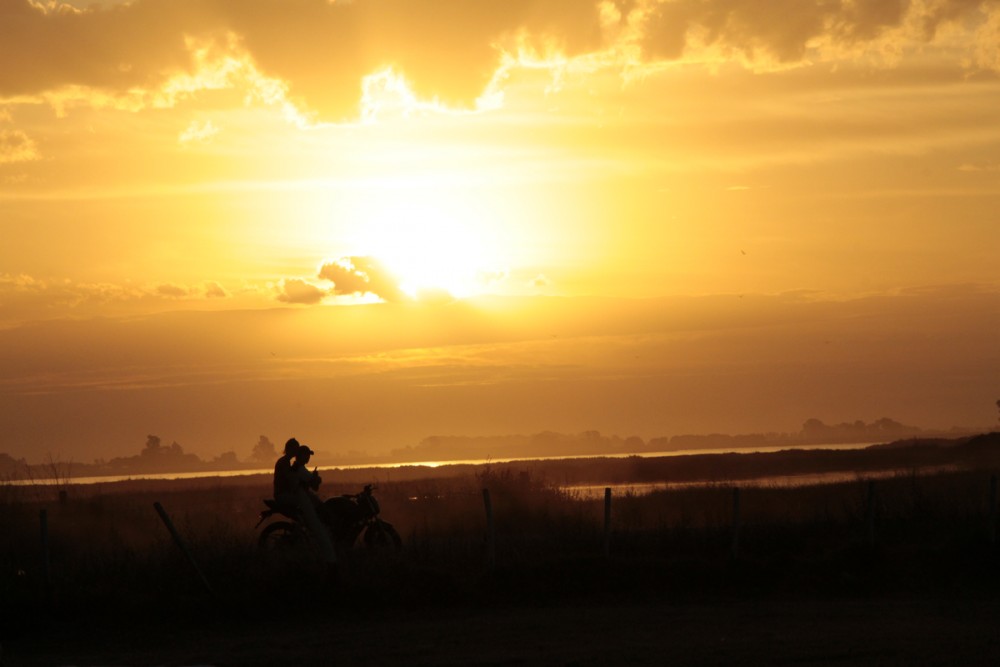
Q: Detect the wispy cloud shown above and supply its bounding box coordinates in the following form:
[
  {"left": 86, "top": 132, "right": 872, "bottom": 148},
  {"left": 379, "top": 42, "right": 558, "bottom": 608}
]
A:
[
  {"left": 179, "top": 119, "right": 219, "bottom": 144},
  {"left": 0, "top": 273, "right": 235, "bottom": 325}
]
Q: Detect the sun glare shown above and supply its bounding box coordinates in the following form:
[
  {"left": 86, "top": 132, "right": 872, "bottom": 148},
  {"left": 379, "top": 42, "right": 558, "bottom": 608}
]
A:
[{"left": 352, "top": 193, "right": 506, "bottom": 299}]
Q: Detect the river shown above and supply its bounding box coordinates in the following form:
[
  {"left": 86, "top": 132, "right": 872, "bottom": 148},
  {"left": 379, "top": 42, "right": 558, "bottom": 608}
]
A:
[{"left": 3, "top": 441, "right": 879, "bottom": 488}]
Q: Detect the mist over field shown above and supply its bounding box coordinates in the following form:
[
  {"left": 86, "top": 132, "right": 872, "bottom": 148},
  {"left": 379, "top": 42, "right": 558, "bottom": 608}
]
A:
[{"left": 1, "top": 289, "right": 997, "bottom": 465}]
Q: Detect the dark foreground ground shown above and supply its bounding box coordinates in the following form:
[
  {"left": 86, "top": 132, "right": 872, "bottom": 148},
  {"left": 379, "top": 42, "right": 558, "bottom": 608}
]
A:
[
  {"left": 5, "top": 595, "right": 1000, "bottom": 666},
  {"left": 5, "top": 438, "right": 1000, "bottom": 666}
]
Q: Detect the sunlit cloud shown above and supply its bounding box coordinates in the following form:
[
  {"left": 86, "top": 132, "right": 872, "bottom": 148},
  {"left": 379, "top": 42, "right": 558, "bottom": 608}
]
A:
[
  {"left": 178, "top": 119, "right": 219, "bottom": 144},
  {"left": 632, "top": 0, "right": 1000, "bottom": 71},
  {"left": 275, "top": 278, "right": 327, "bottom": 305},
  {"left": 0, "top": 129, "right": 39, "bottom": 163},
  {"left": 318, "top": 256, "right": 406, "bottom": 303},
  {"left": 3, "top": 0, "right": 1000, "bottom": 129}
]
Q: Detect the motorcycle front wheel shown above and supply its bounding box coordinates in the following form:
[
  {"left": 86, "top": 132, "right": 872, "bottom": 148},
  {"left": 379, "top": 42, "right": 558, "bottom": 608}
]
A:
[
  {"left": 258, "top": 520, "right": 306, "bottom": 550},
  {"left": 363, "top": 521, "right": 403, "bottom": 551}
]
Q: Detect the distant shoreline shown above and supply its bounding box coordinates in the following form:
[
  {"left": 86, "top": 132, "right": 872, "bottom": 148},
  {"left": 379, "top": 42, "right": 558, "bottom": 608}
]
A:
[
  {"left": 1, "top": 441, "right": 877, "bottom": 486},
  {"left": 6, "top": 433, "right": 998, "bottom": 488}
]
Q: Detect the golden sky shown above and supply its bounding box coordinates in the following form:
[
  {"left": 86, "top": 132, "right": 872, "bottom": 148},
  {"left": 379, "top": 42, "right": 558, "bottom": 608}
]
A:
[{"left": 1, "top": 0, "right": 999, "bottom": 462}]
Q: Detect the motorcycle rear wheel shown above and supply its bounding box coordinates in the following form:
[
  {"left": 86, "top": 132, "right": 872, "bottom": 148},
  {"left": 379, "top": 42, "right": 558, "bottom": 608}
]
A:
[
  {"left": 258, "top": 520, "right": 306, "bottom": 550},
  {"left": 363, "top": 522, "right": 403, "bottom": 551}
]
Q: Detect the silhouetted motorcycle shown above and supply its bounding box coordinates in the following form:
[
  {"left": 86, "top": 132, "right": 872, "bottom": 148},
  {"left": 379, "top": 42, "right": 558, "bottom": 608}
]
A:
[{"left": 257, "top": 484, "right": 402, "bottom": 553}]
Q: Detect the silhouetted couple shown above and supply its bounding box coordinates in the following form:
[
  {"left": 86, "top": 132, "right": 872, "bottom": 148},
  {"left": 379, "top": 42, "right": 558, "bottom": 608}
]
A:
[{"left": 274, "top": 437, "right": 338, "bottom": 578}]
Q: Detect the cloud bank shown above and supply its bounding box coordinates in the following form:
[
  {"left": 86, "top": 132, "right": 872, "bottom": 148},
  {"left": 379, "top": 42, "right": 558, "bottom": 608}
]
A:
[{"left": 2, "top": 0, "right": 998, "bottom": 120}]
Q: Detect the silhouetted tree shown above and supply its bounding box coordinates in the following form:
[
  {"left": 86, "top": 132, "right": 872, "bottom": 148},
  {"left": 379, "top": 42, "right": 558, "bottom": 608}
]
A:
[
  {"left": 250, "top": 435, "right": 277, "bottom": 463},
  {"left": 623, "top": 436, "right": 645, "bottom": 451},
  {"left": 0, "top": 452, "right": 26, "bottom": 475},
  {"left": 213, "top": 451, "right": 238, "bottom": 466},
  {"left": 141, "top": 435, "right": 162, "bottom": 457}
]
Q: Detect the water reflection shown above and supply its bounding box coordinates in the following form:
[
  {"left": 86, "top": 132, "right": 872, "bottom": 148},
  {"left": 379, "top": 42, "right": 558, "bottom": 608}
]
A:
[
  {"left": 4, "top": 442, "right": 876, "bottom": 487},
  {"left": 562, "top": 464, "right": 960, "bottom": 499}
]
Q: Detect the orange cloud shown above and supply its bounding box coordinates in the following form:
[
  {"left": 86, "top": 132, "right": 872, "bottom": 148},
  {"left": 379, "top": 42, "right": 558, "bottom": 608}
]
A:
[
  {"left": 0, "top": 0, "right": 611, "bottom": 119},
  {"left": 0, "top": 129, "right": 38, "bottom": 163},
  {"left": 2, "top": 0, "right": 998, "bottom": 121}
]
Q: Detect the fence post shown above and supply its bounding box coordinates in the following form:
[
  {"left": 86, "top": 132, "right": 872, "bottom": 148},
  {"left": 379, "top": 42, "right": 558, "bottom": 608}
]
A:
[
  {"left": 989, "top": 475, "right": 998, "bottom": 546},
  {"left": 865, "top": 481, "right": 877, "bottom": 548},
  {"left": 152, "top": 502, "right": 215, "bottom": 597},
  {"left": 39, "top": 509, "right": 52, "bottom": 607},
  {"left": 603, "top": 487, "right": 612, "bottom": 559},
  {"left": 482, "top": 488, "right": 496, "bottom": 571},
  {"left": 731, "top": 487, "right": 741, "bottom": 560}
]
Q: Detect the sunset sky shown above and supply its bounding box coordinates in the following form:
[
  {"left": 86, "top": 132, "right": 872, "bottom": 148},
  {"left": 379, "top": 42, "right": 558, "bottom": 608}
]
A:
[{"left": 1, "top": 0, "right": 999, "bottom": 463}]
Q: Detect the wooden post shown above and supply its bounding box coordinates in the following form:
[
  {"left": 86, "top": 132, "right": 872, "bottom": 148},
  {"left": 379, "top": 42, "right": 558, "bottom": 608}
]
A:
[
  {"left": 731, "top": 487, "right": 741, "bottom": 560},
  {"left": 153, "top": 502, "right": 215, "bottom": 597},
  {"left": 39, "top": 509, "right": 52, "bottom": 606},
  {"left": 482, "top": 488, "right": 496, "bottom": 571},
  {"left": 865, "top": 481, "right": 877, "bottom": 548},
  {"left": 989, "top": 475, "right": 998, "bottom": 546},
  {"left": 603, "top": 487, "right": 612, "bottom": 559}
]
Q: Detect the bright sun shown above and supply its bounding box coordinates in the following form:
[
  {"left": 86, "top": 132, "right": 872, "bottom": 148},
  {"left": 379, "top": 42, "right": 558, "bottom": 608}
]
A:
[{"left": 352, "top": 193, "right": 506, "bottom": 299}]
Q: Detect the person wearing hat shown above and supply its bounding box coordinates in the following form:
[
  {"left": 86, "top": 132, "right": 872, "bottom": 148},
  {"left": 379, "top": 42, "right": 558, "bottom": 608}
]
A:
[
  {"left": 291, "top": 444, "right": 322, "bottom": 496},
  {"left": 290, "top": 443, "right": 337, "bottom": 572}
]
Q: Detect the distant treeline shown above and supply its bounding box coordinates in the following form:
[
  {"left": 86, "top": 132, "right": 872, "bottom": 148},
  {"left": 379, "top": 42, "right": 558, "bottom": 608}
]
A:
[
  {"left": 384, "top": 417, "right": 977, "bottom": 464},
  {"left": 0, "top": 418, "right": 985, "bottom": 481},
  {"left": 0, "top": 434, "right": 277, "bottom": 481}
]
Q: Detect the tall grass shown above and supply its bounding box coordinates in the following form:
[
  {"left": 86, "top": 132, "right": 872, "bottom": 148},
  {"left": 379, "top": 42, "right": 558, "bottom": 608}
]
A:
[{"left": 2, "top": 462, "right": 999, "bottom": 630}]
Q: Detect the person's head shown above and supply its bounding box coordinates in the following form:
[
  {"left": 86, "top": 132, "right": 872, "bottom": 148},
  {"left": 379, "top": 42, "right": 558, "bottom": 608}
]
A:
[
  {"left": 283, "top": 438, "right": 300, "bottom": 457},
  {"left": 294, "top": 444, "right": 314, "bottom": 465}
]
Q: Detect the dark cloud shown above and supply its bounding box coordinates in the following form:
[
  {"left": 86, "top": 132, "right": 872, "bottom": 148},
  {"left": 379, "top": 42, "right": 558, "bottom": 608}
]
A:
[
  {"left": 318, "top": 256, "right": 406, "bottom": 302},
  {"left": 637, "top": 0, "right": 983, "bottom": 64},
  {"left": 276, "top": 278, "right": 326, "bottom": 305}
]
